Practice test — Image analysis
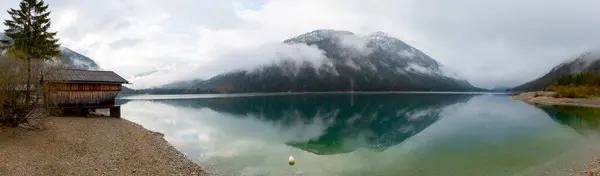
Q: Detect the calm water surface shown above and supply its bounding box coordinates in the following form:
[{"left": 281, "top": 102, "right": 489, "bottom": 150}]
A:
[{"left": 117, "top": 93, "right": 600, "bottom": 176}]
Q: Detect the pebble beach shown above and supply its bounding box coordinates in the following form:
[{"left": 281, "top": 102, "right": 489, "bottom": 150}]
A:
[{"left": 0, "top": 116, "right": 208, "bottom": 176}]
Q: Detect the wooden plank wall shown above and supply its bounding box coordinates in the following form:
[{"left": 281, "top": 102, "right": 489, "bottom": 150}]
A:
[
  {"left": 46, "top": 83, "right": 122, "bottom": 107},
  {"left": 47, "top": 83, "right": 121, "bottom": 91}
]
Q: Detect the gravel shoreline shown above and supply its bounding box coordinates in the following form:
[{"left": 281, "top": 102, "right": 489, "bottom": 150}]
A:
[
  {"left": 0, "top": 116, "right": 208, "bottom": 176},
  {"left": 512, "top": 91, "right": 600, "bottom": 108}
]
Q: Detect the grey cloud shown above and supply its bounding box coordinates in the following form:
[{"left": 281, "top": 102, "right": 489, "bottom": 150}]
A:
[
  {"left": 3, "top": 0, "right": 600, "bottom": 89},
  {"left": 109, "top": 38, "right": 141, "bottom": 49},
  {"left": 394, "top": 0, "right": 600, "bottom": 88},
  {"left": 110, "top": 19, "right": 132, "bottom": 31},
  {"left": 200, "top": 33, "right": 384, "bottom": 79},
  {"left": 159, "top": 0, "right": 243, "bottom": 30},
  {"left": 199, "top": 43, "right": 329, "bottom": 78}
]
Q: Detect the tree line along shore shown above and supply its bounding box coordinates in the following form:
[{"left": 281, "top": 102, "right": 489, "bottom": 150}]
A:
[{"left": 512, "top": 72, "right": 600, "bottom": 108}]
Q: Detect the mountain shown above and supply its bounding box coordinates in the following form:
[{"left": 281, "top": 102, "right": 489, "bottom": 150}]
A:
[
  {"left": 160, "top": 79, "right": 205, "bottom": 89},
  {"left": 0, "top": 32, "right": 100, "bottom": 70},
  {"left": 56, "top": 47, "right": 100, "bottom": 70},
  {"left": 510, "top": 52, "right": 600, "bottom": 92},
  {"left": 0, "top": 33, "right": 7, "bottom": 41},
  {"left": 191, "top": 29, "right": 483, "bottom": 93},
  {"left": 120, "top": 86, "right": 136, "bottom": 94},
  {"left": 490, "top": 86, "right": 511, "bottom": 92}
]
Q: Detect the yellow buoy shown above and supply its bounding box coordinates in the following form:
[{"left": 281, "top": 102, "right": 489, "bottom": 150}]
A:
[{"left": 288, "top": 156, "right": 295, "bottom": 166}]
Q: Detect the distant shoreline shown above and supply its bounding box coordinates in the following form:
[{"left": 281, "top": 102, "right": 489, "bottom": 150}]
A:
[
  {"left": 512, "top": 91, "right": 600, "bottom": 109},
  {"left": 119, "top": 91, "right": 513, "bottom": 98}
]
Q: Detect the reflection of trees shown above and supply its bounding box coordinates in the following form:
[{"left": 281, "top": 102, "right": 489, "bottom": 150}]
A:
[
  {"left": 121, "top": 93, "right": 474, "bottom": 155},
  {"left": 539, "top": 106, "right": 600, "bottom": 136}
]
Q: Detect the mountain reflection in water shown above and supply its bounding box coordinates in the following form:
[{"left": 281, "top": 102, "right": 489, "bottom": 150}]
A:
[
  {"left": 119, "top": 93, "right": 474, "bottom": 155},
  {"left": 540, "top": 106, "right": 600, "bottom": 136},
  {"left": 116, "top": 93, "right": 600, "bottom": 176}
]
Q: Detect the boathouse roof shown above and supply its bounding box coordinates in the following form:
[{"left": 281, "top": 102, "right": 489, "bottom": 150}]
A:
[{"left": 43, "top": 69, "right": 129, "bottom": 84}]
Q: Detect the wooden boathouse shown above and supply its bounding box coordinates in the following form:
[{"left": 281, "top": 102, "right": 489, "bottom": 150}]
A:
[{"left": 42, "top": 69, "right": 129, "bottom": 117}]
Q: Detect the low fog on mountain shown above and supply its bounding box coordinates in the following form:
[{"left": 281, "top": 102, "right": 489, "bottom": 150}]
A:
[{"left": 2, "top": 0, "right": 599, "bottom": 90}]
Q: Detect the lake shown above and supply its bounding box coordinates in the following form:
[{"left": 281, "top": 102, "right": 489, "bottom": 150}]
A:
[{"left": 116, "top": 93, "right": 600, "bottom": 176}]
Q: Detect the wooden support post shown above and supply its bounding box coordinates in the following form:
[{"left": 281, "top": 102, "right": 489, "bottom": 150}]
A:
[
  {"left": 110, "top": 107, "right": 121, "bottom": 118},
  {"left": 61, "top": 108, "right": 69, "bottom": 115},
  {"left": 80, "top": 108, "right": 89, "bottom": 117}
]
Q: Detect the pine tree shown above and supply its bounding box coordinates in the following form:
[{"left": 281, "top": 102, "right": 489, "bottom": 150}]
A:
[{"left": 0, "top": 0, "right": 60, "bottom": 103}]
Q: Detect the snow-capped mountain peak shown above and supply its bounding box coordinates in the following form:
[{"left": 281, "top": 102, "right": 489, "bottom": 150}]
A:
[
  {"left": 193, "top": 29, "right": 479, "bottom": 92},
  {"left": 367, "top": 31, "right": 439, "bottom": 67},
  {"left": 369, "top": 31, "right": 391, "bottom": 38},
  {"left": 284, "top": 29, "right": 354, "bottom": 44}
]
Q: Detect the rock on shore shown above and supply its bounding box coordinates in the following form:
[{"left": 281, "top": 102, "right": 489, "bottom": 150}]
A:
[{"left": 0, "top": 116, "right": 208, "bottom": 176}]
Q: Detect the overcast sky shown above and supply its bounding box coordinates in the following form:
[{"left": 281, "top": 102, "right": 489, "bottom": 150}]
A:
[{"left": 1, "top": 0, "right": 599, "bottom": 89}]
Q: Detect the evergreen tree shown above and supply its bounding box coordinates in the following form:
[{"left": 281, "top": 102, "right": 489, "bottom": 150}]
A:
[{"left": 0, "top": 0, "right": 60, "bottom": 102}]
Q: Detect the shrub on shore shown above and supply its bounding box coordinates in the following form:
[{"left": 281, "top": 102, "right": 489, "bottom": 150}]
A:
[
  {"left": 545, "top": 85, "right": 600, "bottom": 98},
  {"left": 546, "top": 72, "right": 600, "bottom": 98},
  {"left": 0, "top": 57, "right": 42, "bottom": 127},
  {"left": 0, "top": 56, "right": 64, "bottom": 128}
]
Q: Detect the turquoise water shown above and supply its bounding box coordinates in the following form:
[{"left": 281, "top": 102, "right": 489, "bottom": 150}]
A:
[{"left": 117, "top": 93, "right": 600, "bottom": 176}]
